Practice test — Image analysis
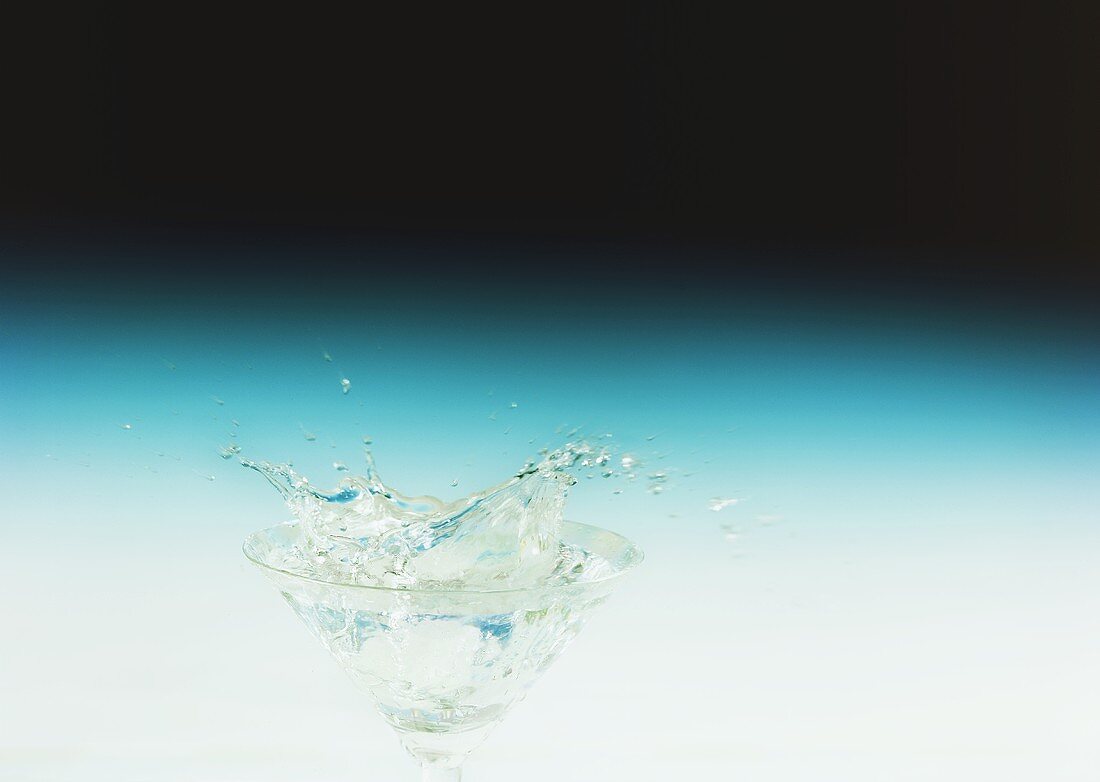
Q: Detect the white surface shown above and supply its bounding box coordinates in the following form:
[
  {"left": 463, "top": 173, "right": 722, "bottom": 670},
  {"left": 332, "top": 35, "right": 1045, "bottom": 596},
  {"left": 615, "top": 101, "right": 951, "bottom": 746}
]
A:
[{"left": 3, "top": 519, "right": 1098, "bottom": 781}]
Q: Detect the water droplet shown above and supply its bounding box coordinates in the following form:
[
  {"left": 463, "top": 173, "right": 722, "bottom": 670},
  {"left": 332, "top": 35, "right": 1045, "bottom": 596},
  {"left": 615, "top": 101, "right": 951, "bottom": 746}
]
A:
[
  {"left": 601, "top": 469, "right": 614, "bottom": 478},
  {"left": 646, "top": 434, "right": 657, "bottom": 441},
  {"left": 212, "top": 395, "right": 225, "bottom": 406},
  {"left": 620, "top": 454, "right": 637, "bottom": 470},
  {"left": 340, "top": 378, "right": 352, "bottom": 394},
  {"left": 301, "top": 426, "right": 317, "bottom": 442},
  {"left": 450, "top": 479, "right": 459, "bottom": 487},
  {"left": 612, "top": 489, "right": 624, "bottom": 495},
  {"left": 161, "top": 357, "right": 177, "bottom": 370},
  {"left": 119, "top": 423, "right": 133, "bottom": 430},
  {"left": 218, "top": 443, "right": 242, "bottom": 459},
  {"left": 231, "top": 419, "right": 240, "bottom": 427},
  {"left": 503, "top": 426, "right": 512, "bottom": 435},
  {"left": 334, "top": 461, "right": 349, "bottom": 472},
  {"left": 322, "top": 350, "right": 333, "bottom": 362},
  {"left": 709, "top": 497, "right": 739, "bottom": 512},
  {"left": 362, "top": 435, "right": 374, "bottom": 445},
  {"left": 509, "top": 401, "right": 518, "bottom": 409},
  {"left": 646, "top": 471, "right": 668, "bottom": 494},
  {"left": 488, "top": 411, "right": 498, "bottom": 421}
]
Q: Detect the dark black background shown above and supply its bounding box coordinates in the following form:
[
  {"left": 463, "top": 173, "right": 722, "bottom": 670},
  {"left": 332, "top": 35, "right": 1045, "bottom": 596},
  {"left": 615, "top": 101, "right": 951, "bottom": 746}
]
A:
[{"left": 2, "top": 4, "right": 1098, "bottom": 292}]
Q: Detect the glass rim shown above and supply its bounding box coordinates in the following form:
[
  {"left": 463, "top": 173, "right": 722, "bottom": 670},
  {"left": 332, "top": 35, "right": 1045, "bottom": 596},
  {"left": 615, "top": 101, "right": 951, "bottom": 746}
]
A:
[{"left": 242, "top": 519, "right": 644, "bottom": 596}]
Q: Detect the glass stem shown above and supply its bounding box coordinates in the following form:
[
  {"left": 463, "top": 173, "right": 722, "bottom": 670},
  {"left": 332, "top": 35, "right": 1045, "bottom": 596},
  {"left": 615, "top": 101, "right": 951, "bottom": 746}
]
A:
[{"left": 421, "top": 761, "right": 462, "bottom": 782}]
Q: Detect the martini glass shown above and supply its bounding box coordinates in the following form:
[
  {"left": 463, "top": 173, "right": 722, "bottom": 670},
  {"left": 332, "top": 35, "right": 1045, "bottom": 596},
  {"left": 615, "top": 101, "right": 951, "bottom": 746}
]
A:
[{"left": 244, "top": 520, "right": 643, "bottom": 781}]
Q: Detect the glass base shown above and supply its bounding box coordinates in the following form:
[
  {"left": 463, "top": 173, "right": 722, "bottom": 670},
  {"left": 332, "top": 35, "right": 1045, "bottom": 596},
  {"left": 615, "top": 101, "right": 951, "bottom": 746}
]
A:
[{"left": 421, "top": 761, "right": 462, "bottom": 782}]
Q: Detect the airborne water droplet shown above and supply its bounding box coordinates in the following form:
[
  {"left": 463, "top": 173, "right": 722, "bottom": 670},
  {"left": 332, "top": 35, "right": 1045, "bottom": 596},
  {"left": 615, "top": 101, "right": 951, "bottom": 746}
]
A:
[
  {"left": 334, "top": 461, "right": 349, "bottom": 472},
  {"left": 340, "top": 378, "right": 352, "bottom": 394},
  {"left": 322, "top": 350, "right": 333, "bottom": 362},
  {"left": 450, "top": 479, "right": 459, "bottom": 487},
  {"left": 301, "top": 426, "right": 317, "bottom": 442},
  {"left": 646, "top": 471, "right": 668, "bottom": 494},
  {"left": 362, "top": 435, "right": 373, "bottom": 445},
  {"left": 119, "top": 423, "right": 133, "bottom": 430},
  {"left": 509, "top": 402, "right": 518, "bottom": 409},
  {"left": 212, "top": 396, "right": 225, "bottom": 406},
  {"left": 709, "top": 497, "right": 740, "bottom": 512},
  {"left": 219, "top": 443, "right": 242, "bottom": 459}
]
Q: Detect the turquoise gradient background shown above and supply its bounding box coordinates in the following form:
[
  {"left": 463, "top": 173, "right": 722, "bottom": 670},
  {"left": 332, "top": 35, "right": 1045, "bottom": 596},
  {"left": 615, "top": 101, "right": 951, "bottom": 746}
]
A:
[{"left": 1, "top": 255, "right": 1098, "bottom": 780}]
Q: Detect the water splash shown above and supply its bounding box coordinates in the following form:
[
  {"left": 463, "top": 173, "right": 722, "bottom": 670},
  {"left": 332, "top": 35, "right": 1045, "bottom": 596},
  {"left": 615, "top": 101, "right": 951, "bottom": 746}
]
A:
[
  {"left": 242, "top": 440, "right": 612, "bottom": 590},
  {"left": 340, "top": 378, "right": 352, "bottom": 395}
]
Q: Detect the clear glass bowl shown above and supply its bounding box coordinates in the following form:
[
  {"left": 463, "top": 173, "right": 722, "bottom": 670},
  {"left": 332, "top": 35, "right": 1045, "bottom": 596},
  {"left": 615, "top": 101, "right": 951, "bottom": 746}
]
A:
[{"left": 244, "top": 520, "right": 643, "bottom": 781}]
